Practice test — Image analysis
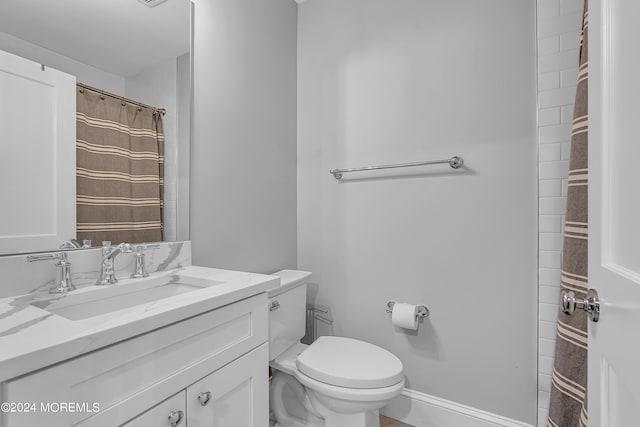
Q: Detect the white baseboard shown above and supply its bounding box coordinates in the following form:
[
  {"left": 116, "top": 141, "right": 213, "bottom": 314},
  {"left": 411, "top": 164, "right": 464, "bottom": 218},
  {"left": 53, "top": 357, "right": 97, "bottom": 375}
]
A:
[{"left": 381, "top": 388, "right": 534, "bottom": 427}]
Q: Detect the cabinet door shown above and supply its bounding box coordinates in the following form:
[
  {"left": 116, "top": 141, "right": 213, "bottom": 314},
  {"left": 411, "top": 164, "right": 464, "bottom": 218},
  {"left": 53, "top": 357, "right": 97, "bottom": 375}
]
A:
[
  {"left": 187, "top": 343, "right": 268, "bottom": 427},
  {"left": 121, "top": 391, "right": 186, "bottom": 427}
]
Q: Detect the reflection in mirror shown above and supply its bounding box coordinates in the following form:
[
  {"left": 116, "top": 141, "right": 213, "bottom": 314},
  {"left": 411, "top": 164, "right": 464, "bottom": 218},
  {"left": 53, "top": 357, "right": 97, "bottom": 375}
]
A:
[{"left": 0, "top": 0, "right": 192, "bottom": 256}]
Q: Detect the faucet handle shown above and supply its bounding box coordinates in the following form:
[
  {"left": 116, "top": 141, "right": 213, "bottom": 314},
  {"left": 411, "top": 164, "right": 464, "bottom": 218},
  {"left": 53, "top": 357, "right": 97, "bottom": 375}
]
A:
[
  {"left": 27, "top": 252, "right": 75, "bottom": 294},
  {"left": 130, "top": 244, "right": 160, "bottom": 279}
]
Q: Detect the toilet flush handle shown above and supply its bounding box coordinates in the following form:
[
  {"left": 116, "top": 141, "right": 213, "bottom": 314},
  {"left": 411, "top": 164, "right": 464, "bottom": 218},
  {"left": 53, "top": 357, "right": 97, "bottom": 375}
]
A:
[{"left": 270, "top": 300, "right": 280, "bottom": 311}]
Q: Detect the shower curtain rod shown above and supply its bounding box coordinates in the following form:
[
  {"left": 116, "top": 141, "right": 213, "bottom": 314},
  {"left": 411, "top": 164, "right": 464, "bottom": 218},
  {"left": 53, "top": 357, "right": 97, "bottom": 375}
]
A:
[{"left": 77, "top": 82, "right": 166, "bottom": 116}]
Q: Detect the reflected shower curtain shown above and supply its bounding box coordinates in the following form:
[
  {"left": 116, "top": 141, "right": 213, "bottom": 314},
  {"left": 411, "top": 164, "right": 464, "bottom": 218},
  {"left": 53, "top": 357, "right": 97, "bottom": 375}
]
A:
[
  {"left": 76, "top": 87, "right": 164, "bottom": 244},
  {"left": 547, "top": 1, "right": 589, "bottom": 426}
]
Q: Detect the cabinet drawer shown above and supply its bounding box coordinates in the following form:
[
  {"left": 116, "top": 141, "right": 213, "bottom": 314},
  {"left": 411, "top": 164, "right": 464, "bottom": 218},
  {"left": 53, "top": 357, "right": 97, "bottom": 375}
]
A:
[
  {"left": 2, "top": 293, "right": 267, "bottom": 427},
  {"left": 121, "top": 391, "right": 186, "bottom": 427}
]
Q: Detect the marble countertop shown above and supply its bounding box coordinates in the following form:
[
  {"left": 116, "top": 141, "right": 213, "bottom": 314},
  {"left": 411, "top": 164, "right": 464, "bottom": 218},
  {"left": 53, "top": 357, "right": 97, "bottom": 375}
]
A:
[{"left": 0, "top": 265, "right": 278, "bottom": 383}]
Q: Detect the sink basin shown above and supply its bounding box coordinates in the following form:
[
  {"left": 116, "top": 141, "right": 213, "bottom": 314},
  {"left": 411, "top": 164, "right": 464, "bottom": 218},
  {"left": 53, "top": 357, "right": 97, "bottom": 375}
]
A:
[{"left": 31, "top": 274, "right": 223, "bottom": 320}]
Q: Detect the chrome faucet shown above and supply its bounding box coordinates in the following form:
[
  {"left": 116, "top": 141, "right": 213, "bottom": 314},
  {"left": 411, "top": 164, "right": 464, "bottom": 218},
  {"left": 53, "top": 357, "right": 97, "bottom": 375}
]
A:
[
  {"left": 59, "top": 239, "right": 93, "bottom": 249},
  {"left": 96, "top": 241, "right": 133, "bottom": 285},
  {"left": 130, "top": 244, "right": 161, "bottom": 278},
  {"left": 27, "top": 252, "right": 75, "bottom": 294}
]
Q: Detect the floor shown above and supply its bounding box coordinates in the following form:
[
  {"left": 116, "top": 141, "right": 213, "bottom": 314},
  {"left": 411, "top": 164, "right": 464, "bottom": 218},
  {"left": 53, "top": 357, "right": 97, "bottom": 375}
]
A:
[{"left": 380, "top": 415, "right": 414, "bottom": 427}]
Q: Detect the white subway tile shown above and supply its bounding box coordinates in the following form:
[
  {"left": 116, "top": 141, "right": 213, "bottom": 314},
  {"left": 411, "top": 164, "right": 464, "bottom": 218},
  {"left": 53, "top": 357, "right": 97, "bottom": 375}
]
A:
[
  {"left": 539, "top": 320, "right": 559, "bottom": 340},
  {"left": 538, "top": 49, "right": 580, "bottom": 73},
  {"left": 539, "top": 86, "right": 578, "bottom": 108},
  {"left": 538, "top": 4, "right": 585, "bottom": 406},
  {"left": 561, "top": 142, "right": 571, "bottom": 160},
  {"left": 538, "top": 391, "right": 551, "bottom": 408},
  {"left": 540, "top": 232, "right": 564, "bottom": 251},
  {"left": 540, "top": 196, "right": 567, "bottom": 215},
  {"left": 539, "top": 214, "right": 563, "bottom": 232},
  {"left": 539, "top": 409, "right": 550, "bottom": 427},
  {"left": 540, "top": 339, "right": 557, "bottom": 358},
  {"left": 540, "top": 124, "right": 572, "bottom": 144},
  {"left": 540, "top": 160, "right": 569, "bottom": 179},
  {"left": 539, "top": 179, "right": 562, "bottom": 197},
  {"left": 560, "top": 68, "right": 579, "bottom": 87},
  {"left": 539, "top": 373, "right": 553, "bottom": 392},
  {"left": 539, "top": 71, "right": 560, "bottom": 91},
  {"left": 539, "top": 250, "right": 562, "bottom": 269},
  {"left": 540, "top": 285, "right": 561, "bottom": 304},
  {"left": 540, "top": 268, "right": 561, "bottom": 286},
  {"left": 539, "top": 143, "right": 562, "bottom": 162},
  {"left": 539, "top": 107, "right": 562, "bottom": 126},
  {"left": 538, "top": 36, "right": 560, "bottom": 56},
  {"left": 561, "top": 105, "right": 574, "bottom": 123},
  {"left": 539, "top": 302, "right": 559, "bottom": 321}
]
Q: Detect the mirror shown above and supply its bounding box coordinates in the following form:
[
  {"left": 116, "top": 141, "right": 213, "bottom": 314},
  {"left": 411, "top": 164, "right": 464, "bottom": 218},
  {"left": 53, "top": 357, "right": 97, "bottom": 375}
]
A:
[{"left": 0, "top": 0, "right": 192, "bottom": 256}]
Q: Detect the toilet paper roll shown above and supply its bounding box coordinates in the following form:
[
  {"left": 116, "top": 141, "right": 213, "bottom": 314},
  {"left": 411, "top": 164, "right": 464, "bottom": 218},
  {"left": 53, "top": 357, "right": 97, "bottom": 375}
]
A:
[{"left": 391, "top": 303, "right": 419, "bottom": 330}]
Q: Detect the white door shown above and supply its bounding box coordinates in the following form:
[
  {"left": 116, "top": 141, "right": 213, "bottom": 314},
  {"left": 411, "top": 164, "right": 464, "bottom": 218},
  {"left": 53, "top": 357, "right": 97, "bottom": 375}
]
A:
[
  {"left": 0, "top": 49, "right": 76, "bottom": 254},
  {"left": 588, "top": 0, "right": 640, "bottom": 425},
  {"left": 186, "top": 344, "right": 269, "bottom": 427}
]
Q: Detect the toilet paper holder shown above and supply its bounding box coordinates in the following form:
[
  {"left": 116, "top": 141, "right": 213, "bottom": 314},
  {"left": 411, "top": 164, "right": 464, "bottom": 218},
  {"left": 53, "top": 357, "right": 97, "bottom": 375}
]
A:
[{"left": 386, "top": 300, "right": 429, "bottom": 318}]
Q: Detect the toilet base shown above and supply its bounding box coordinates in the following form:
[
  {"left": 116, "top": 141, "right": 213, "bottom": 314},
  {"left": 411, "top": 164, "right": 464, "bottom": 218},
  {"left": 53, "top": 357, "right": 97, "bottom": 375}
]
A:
[{"left": 320, "top": 409, "right": 380, "bottom": 427}]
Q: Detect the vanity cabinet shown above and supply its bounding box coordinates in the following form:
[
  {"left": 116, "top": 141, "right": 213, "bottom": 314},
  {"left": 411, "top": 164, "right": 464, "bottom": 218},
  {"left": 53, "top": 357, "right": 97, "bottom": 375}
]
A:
[
  {"left": 122, "top": 345, "right": 267, "bottom": 427},
  {"left": 1, "top": 294, "right": 269, "bottom": 427}
]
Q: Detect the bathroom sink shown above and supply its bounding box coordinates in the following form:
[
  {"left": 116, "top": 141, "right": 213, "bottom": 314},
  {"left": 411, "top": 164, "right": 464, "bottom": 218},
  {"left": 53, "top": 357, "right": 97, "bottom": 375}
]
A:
[{"left": 30, "top": 274, "right": 223, "bottom": 321}]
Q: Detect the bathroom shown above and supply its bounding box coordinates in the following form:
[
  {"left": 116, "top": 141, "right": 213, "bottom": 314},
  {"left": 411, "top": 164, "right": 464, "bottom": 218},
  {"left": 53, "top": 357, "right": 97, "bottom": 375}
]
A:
[{"left": 0, "top": 0, "right": 637, "bottom": 426}]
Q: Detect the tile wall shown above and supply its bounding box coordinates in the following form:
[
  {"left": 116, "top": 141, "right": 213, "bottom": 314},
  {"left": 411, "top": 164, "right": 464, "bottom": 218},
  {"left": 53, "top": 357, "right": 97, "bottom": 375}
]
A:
[{"left": 536, "top": 0, "right": 583, "bottom": 423}]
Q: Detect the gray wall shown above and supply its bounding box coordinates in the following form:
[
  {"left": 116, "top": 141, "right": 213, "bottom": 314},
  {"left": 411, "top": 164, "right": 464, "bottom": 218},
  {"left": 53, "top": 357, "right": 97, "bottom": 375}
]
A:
[
  {"left": 190, "top": 0, "right": 298, "bottom": 272},
  {"left": 297, "top": 0, "right": 538, "bottom": 423}
]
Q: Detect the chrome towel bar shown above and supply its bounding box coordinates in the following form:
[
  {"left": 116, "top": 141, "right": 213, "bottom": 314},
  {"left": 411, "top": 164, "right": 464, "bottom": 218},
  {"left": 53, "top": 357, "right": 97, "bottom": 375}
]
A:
[{"left": 329, "top": 156, "right": 464, "bottom": 179}]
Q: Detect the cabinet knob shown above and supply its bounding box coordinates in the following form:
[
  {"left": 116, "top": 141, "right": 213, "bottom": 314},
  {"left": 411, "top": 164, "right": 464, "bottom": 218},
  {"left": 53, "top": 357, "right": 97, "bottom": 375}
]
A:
[
  {"left": 168, "top": 410, "right": 184, "bottom": 426},
  {"left": 198, "top": 391, "right": 212, "bottom": 406}
]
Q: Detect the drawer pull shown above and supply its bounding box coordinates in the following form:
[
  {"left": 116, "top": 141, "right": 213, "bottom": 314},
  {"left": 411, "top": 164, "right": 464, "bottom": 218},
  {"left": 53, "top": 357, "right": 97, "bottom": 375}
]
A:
[
  {"left": 198, "top": 391, "right": 212, "bottom": 406},
  {"left": 168, "top": 410, "right": 184, "bottom": 426}
]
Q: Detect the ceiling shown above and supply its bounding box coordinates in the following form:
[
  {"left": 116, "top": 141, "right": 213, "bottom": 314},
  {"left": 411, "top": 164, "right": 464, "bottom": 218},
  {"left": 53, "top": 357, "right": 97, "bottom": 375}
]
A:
[{"left": 0, "top": 0, "right": 190, "bottom": 77}]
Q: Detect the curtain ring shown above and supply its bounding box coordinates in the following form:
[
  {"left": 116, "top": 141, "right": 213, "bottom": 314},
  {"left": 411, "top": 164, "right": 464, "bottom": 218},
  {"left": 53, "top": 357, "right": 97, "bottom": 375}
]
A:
[
  {"left": 100, "top": 95, "right": 105, "bottom": 100},
  {"left": 79, "top": 88, "right": 85, "bottom": 94}
]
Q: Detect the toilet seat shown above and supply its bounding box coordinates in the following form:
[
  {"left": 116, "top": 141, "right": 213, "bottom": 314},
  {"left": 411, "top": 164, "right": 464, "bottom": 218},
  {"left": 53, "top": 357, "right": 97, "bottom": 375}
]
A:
[
  {"left": 294, "top": 368, "right": 405, "bottom": 403},
  {"left": 296, "top": 336, "right": 404, "bottom": 389}
]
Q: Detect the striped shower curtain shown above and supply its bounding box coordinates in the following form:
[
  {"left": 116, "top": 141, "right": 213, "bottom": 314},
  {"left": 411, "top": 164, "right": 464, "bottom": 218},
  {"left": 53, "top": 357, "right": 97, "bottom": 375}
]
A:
[
  {"left": 547, "top": 1, "right": 589, "bottom": 426},
  {"left": 76, "top": 87, "right": 164, "bottom": 245}
]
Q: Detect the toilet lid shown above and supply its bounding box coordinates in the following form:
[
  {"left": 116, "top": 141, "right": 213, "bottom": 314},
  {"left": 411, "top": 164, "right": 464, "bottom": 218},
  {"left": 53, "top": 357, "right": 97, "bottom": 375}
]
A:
[{"left": 296, "top": 336, "right": 404, "bottom": 389}]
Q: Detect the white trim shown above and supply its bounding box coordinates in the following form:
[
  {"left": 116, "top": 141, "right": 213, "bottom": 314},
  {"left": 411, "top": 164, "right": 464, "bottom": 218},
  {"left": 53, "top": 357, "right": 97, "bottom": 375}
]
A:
[{"left": 382, "top": 388, "right": 534, "bottom": 427}]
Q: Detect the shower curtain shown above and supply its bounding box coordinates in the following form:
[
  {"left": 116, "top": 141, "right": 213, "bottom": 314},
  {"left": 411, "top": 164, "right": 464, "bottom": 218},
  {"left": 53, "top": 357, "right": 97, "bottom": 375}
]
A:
[
  {"left": 547, "top": 1, "right": 588, "bottom": 426},
  {"left": 76, "top": 87, "right": 164, "bottom": 245}
]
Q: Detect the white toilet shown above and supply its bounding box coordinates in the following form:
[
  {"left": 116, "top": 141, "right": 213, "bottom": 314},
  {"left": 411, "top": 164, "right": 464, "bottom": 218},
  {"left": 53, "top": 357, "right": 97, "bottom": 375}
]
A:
[{"left": 268, "top": 270, "right": 405, "bottom": 427}]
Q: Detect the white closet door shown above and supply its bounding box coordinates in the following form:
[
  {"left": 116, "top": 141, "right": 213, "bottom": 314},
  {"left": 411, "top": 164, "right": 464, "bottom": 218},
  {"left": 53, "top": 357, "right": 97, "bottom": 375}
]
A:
[
  {"left": 0, "top": 49, "right": 76, "bottom": 254},
  {"left": 588, "top": 0, "right": 640, "bottom": 425}
]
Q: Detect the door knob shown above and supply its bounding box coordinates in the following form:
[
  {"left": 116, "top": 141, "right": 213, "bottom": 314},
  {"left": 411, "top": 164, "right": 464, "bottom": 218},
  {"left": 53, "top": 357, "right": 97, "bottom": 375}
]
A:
[{"left": 561, "top": 289, "right": 600, "bottom": 322}]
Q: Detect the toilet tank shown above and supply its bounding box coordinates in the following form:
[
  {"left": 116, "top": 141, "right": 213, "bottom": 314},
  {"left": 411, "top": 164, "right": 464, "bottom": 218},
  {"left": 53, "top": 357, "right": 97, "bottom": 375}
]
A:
[{"left": 268, "top": 270, "right": 312, "bottom": 361}]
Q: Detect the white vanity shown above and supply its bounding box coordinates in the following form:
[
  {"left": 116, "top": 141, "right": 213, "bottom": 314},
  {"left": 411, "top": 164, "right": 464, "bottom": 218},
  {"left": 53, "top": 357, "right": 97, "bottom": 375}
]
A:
[{"left": 0, "top": 244, "right": 275, "bottom": 427}]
